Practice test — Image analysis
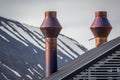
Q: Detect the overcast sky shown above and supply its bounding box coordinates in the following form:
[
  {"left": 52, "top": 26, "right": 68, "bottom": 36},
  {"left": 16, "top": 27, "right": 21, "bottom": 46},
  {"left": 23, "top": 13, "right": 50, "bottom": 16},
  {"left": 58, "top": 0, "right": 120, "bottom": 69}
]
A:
[{"left": 0, "top": 0, "right": 120, "bottom": 49}]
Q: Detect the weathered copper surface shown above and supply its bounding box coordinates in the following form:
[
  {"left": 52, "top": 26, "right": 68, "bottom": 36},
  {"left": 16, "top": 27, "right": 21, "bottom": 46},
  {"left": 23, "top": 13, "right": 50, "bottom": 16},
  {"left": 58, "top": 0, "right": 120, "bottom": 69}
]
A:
[
  {"left": 95, "top": 11, "right": 107, "bottom": 17},
  {"left": 90, "top": 11, "right": 112, "bottom": 47},
  {"left": 40, "top": 27, "right": 61, "bottom": 38},
  {"left": 45, "top": 11, "right": 56, "bottom": 18},
  {"left": 40, "top": 11, "right": 62, "bottom": 77},
  {"left": 90, "top": 27, "right": 112, "bottom": 37},
  {"left": 95, "top": 37, "right": 107, "bottom": 47},
  {"left": 45, "top": 38, "right": 57, "bottom": 77},
  {"left": 40, "top": 11, "right": 62, "bottom": 38},
  {"left": 40, "top": 11, "right": 62, "bottom": 28}
]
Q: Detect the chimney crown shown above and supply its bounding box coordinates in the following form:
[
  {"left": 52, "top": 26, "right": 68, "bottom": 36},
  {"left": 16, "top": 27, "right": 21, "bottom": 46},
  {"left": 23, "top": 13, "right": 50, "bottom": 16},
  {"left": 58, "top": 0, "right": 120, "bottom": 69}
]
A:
[
  {"left": 95, "top": 11, "right": 107, "bottom": 17},
  {"left": 40, "top": 11, "right": 62, "bottom": 38},
  {"left": 90, "top": 11, "right": 112, "bottom": 37}
]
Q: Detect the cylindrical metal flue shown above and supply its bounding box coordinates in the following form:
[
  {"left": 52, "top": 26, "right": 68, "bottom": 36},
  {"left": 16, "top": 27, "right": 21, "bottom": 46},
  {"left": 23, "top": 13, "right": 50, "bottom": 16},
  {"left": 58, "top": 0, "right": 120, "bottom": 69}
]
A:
[
  {"left": 90, "top": 11, "right": 112, "bottom": 47},
  {"left": 40, "top": 11, "right": 62, "bottom": 77}
]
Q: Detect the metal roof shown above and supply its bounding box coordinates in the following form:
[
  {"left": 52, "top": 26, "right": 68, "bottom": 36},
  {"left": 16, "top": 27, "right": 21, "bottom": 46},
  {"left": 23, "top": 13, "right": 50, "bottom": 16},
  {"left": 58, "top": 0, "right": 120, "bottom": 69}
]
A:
[{"left": 42, "top": 36, "right": 120, "bottom": 80}]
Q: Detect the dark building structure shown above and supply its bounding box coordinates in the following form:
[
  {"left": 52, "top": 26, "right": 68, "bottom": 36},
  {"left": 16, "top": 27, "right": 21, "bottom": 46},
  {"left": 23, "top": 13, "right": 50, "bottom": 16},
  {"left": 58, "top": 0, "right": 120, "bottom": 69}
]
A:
[
  {"left": 42, "top": 11, "right": 120, "bottom": 80},
  {"left": 42, "top": 36, "right": 120, "bottom": 80}
]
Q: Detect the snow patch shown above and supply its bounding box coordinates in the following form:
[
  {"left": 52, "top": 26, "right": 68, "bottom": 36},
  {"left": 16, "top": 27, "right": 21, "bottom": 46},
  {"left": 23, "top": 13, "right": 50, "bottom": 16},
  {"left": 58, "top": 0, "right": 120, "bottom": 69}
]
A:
[
  {"left": 58, "top": 38, "right": 77, "bottom": 58},
  {"left": 57, "top": 55, "right": 63, "bottom": 59},
  {"left": 65, "top": 59, "right": 68, "bottom": 62},
  {"left": 33, "top": 49, "right": 37, "bottom": 54},
  {"left": 0, "top": 34, "right": 9, "bottom": 42},
  {"left": 1, "top": 73, "right": 10, "bottom": 80},
  {"left": 26, "top": 74, "right": 33, "bottom": 80},
  {"left": 2, "top": 64, "right": 21, "bottom": 77},
  {"left": 38, "top": 76, "right": 41, "bottom": 79},
  {"left": 58, "top": 46, "right": 74, "bottom": 60},
  {"left": 37, "top": 64, "right": 44, "bottom": 70},
  {"left": 26, "top": 62, "right": 28, "bottom": 64},
  {"left": 1, "top": 21, "right": 29, "bottom": 47},
  {"left": 27, "top": 68, "right": 34, "bottom": 75},
  {"left": 32, "top": 68, "right": 43, "bottom": 76},
  {"left": 0, "top": 17, "right": 87, "bottom": 80}
]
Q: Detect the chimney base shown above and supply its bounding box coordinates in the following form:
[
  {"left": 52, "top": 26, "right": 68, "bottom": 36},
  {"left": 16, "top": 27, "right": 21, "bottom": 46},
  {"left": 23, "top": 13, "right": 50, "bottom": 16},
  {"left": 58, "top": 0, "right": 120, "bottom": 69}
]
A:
[{"left": 95, "top": 37, "right": 107, "bottom": 47}]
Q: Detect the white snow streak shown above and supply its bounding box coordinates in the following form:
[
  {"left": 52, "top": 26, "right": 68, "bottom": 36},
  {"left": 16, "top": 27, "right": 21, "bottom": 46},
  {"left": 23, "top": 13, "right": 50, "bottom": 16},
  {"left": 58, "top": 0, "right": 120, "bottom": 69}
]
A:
[
  {"left": 57, "top": 55, "right": 63, "bottom": 60},
  {"left": 33, "top": 49, "right": 37, "bottom": 54},
  {"left": 58, "top": 35, "right": 84, "bottom": 59},
  {"left": 26, "top": 62, "right": 28, "bottom": 64},
  {"left": 0, "top": 34, "right": 10, "bottom": 42},
  {"left": 1, "top": 20, "right": 86, "bottom": 60},
  {"left": 1, "top": 73, "right": 10, "bottom": 80},
  {"left": 27, "top": 68, "right": 34, "bottom": 75},
  {"left": 2, "top": 64, "right": 21, "bottom": 77},
  {"left": 58, "top": 46, "right": 74, "bottom": 60},
  {"left": 37, "top": 64, "right": 44, "bottom": 70},
  {"left": 38, "top": 76, "right": 41, "bottom": 79},
  {"left": 1, "top": 21, "right": 29, "bottom": 46},
  {"left": 0, "top": 18, "right": 87, "bottom": 79},
  {"left": 26, "top": 74, "right": 33, "bottom": 80},
  {"left": 32, "top": 68, "right": 43, "bottom": 76},
  {"left": 22, "top": 24, "right": 45, "bottom": 49},
  {"left": 65, "top": 59, "right": 68, "bottom": 62}
]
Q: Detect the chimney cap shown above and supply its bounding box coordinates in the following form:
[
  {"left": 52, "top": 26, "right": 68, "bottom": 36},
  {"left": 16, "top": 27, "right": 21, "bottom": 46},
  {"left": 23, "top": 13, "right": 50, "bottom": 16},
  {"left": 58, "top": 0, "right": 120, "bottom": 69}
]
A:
[
  {"left": 90, "top": 11, "right": 112, "bottom": 37},
  {"left": 40, "top": 11, "right": 62, "bottom": 38},
  {"left": 95, "top": 11, "right": 107, "bottom": 17},
  {"left": 45, "top": 11, "right": 57, "bottom": 17}
]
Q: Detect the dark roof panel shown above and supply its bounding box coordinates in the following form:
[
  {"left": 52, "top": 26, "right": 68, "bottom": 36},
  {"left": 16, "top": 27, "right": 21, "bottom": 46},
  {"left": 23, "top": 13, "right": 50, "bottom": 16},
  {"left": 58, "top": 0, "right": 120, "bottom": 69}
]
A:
[{"left": 42, "top": 36, "right": 120, "bottom": 80}]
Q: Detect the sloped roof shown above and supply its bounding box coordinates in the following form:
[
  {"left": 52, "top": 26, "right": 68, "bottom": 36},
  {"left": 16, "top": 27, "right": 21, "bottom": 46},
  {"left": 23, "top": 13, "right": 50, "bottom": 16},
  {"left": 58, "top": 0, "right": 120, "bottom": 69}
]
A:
[{"left": 42, "top": 36, "right": 120, "bottom": 80}]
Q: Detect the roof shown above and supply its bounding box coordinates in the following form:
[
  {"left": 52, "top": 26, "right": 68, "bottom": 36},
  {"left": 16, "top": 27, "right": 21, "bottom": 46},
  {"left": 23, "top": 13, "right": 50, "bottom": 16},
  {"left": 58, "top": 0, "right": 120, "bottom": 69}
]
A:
[{"left": 42, "top": 36, "right": 120, "bottom": 80}]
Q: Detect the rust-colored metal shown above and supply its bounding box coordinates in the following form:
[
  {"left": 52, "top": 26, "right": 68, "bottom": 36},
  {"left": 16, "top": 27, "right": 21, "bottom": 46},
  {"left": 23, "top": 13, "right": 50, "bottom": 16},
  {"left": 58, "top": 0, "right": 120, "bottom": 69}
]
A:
[
  {"left": 90, "top": 11, "right": 112, "bottom": 47},
  {"left": 95, "top": 37, "right": 107, "bottom": 47},
  {"left": 40, "top": 11, "right": 62, "bottom": 77}
]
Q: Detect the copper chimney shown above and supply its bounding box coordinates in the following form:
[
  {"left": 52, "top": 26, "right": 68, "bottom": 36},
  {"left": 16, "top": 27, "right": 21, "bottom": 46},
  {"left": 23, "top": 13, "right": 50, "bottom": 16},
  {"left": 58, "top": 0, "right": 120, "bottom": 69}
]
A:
[
  {"left": 40, "top": 11, "right": 62, "bottom": 77},
  {"left": 90, "top": 11, "right": 112, "bottom": 47}
]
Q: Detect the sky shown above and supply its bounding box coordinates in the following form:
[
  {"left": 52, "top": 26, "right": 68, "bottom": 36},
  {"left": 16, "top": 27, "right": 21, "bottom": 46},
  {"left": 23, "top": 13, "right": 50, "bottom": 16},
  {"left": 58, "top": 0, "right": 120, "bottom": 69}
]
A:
[{"left": 0, "top": 0, "right": 120, "bottom": 49}]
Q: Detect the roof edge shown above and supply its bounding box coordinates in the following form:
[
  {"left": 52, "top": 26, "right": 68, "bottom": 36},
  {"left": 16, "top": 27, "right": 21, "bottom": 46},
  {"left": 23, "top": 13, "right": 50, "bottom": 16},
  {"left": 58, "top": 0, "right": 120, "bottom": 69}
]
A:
[{"left": 42, "top": 36, "right": 120, "bottom": 80}]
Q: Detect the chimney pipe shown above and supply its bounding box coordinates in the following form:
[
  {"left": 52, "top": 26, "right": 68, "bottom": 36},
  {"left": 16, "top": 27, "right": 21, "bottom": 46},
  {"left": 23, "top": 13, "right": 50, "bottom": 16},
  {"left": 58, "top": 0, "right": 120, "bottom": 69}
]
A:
[
  {"left": 40, "top": 11, "right": 62, "bottom": 77},
  {"left": 90, "top": 11, "right": 112, "bottom": 47}
]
